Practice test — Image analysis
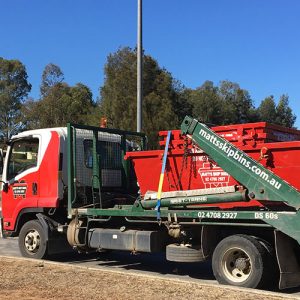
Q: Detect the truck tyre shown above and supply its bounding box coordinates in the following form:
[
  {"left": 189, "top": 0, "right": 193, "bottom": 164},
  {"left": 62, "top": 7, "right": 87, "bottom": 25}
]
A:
[
  {"left": 18, "top": 220, "right": 48, "bottom": 259},
  {"left": 212, "top": 234, "right": 269, "bottom": 289},
  {"left": 256, "top": 238, "right": 279, "bottom": 288},
  {"left": 166, "top": 243, "right": 205, "bottom": 262}
]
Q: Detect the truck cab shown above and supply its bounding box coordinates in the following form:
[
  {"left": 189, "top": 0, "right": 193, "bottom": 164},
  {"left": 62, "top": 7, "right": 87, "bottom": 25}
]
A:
[
  {"left": 0, "top": 124, "right": 145, "bottom": 250},
  {"left": 1, "top": 128, "right": 65, "bottom": 234}
]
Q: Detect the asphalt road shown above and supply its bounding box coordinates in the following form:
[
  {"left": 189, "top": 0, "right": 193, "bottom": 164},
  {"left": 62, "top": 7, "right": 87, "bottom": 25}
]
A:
[
  {"left": 1, "top": 237, "right": 300, "bottom": 298},
  {"left": 0, "top": 237, "right": 215, "bottom": 284}
]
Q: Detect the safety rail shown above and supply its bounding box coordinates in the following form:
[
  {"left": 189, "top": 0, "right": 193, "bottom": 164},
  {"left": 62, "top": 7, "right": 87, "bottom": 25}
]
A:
[{"left": 67, "top": 123, "right": 146, "bottom": 216}]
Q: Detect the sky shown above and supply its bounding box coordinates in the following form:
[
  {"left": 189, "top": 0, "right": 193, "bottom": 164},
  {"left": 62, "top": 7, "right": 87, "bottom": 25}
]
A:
[{"left": 1, "top": 0, "right": 300, "bottom": 127}]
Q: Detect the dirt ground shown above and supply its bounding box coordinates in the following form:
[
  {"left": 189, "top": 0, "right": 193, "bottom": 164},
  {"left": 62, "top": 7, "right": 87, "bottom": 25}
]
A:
[{"left": 0, "top": 257, "right": 298, "bottom": 300}]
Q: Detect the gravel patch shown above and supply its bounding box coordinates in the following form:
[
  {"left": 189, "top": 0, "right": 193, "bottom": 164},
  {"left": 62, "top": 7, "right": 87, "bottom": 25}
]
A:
[{"left": 0, "top": 256, "right": 298, "bottom": 300}]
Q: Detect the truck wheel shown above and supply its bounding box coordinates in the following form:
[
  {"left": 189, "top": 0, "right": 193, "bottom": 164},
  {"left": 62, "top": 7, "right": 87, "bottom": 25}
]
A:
[
  {"left": 256, "top": 238, "right": 279, "bottom": 288},
  {"left": 19, "top": 220, "right": 48, "bottom": 259},
  {"left": 166, "top": 243, "right": 205, "bottom": 262},
  {"left": 212, "top": 235, "right": 269, "bottom": 289}
]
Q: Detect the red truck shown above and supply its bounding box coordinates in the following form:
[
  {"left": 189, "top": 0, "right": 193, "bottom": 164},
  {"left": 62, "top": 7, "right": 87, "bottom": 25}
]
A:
[{"left": 1, "top": 118, "right": 300, "bottom": 290}]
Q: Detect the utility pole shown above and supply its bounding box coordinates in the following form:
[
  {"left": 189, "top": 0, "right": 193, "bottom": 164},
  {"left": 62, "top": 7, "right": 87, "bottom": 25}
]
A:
[{"left": 137, "top": 0, "right": 143, "bottom": 132}]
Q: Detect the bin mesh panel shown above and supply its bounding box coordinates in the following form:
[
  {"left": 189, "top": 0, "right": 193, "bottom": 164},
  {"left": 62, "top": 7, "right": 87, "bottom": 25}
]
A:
[{"left": 74, "top": 128, "right": 122, "bottom": 189}]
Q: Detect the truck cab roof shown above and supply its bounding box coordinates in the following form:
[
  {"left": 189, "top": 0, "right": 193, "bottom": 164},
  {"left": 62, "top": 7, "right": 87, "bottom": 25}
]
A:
[{"left": 10, "top": 127, "right": 67, "bottom": 141}]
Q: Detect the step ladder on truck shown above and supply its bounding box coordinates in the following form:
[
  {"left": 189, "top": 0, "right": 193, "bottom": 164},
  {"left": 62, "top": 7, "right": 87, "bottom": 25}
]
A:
[{"left": 0, "top": 117, "right": 300, "bottom": 290}]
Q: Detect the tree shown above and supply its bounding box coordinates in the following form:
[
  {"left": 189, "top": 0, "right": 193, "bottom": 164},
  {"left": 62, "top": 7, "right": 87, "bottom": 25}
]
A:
[
  {"left": 257, "top": 94, "right": 296, "bottom": 127},
  {"left": 21, "top": 62, "right": 95, "bottom": 129},
  {"left": 218, "top": 80, "right": 255, "bottom": 124},
  {"left": 40, "top": 63, "right": 64, "bottom": 97},
  {"left": 99, "top": 47, "right": 180, "bottom": 148},
  {"left": 184, "top": 80, "right": 258, "bottom": 126},
  {"left": 0, "top": 57, "right": 31, "bottom": 141},
  {"left": 257, "top": 96, "right": 277, "bottom": 123},
  {"left": 22, "top": 83, "right": 94, "bottom": 129},
  {"left": 188, "top": 81, "right": 223, "bottom": 125},
  {"left": 275, "top": 94, "right": 296, "bottom": 128},
  {"left": 21, "top": 97, "right": 41, "bottom": 129},
  {"left": 68, "top": 83, "right": 95, "bottom": 124},
  {"left": 167, "top": 79, "right": 192, "bottom": 122},
  {"left": 100, "top": 48, "right": 137, "bottom": 130}
]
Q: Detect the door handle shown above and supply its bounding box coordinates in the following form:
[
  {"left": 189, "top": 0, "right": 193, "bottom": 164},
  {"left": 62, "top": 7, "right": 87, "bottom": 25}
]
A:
[{"left": 32, "top": 182, "right": 38, "bottom": 195}]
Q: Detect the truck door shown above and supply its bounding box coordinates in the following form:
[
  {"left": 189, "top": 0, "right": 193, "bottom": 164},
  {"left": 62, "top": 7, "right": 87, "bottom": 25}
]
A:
[{"left": 1, "top": 137, "right": 40, "bottom": 231}]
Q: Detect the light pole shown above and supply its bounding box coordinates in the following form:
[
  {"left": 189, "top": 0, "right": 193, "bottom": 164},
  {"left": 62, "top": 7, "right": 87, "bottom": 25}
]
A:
[{"left": 137, "top": 0, "right": 143, "bottom": 132}]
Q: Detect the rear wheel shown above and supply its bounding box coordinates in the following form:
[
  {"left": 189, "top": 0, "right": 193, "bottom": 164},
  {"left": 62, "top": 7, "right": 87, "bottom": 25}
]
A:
[
  {"left": 19, "top": 220, "right": 48, "bottom": 259},
  {"left": 212, "top": 235, "right": 271, "bottom": 289}
]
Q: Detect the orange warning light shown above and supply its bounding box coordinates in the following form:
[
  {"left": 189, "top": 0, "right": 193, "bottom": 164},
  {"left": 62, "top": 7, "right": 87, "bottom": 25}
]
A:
[{"left": 100, "top": 117, "right": 107, "bottom": 128}]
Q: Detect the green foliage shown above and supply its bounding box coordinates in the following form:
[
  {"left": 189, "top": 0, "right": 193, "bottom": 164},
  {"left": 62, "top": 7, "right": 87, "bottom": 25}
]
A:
[
  {"left": 23, "top": 83, "right": 94, "bottom": 129},
  {"left": 171, "top": 81, "right": 193, "bottom": 122},
  {"left": 100, "top": 48, "right": 136, "bottom": 129},
  {"left": 257, "top": 96, "right": 277, "bottom": 123},
  {"left": 188, "top": 80, "right": 258, "bottom": 126},
  {"left": 218, "top": 80, "right": 255, "bottom": 124},
  {"left": 21, "top": 64, "right": 94, "bottom": 129},
  {"left": 257, "top": 94, "right": 296, "bottom": 127},
  {"left": 186, "top": 80, "right": 296, "bottom": 128},
  {"left": 1, "top": 53, "right": 297, "bottom": 146},
  {"left": 188, "top": 81, "right": 223, "bottom": 125},
  {"left": 40, "top": 63, "right": 64, "bottom": 97},
  {"left": 99, "top": 47, "right": 297, "bottom": 145},
  {"left": 99, "top": 47, "right": 180, "bottom": 148},
  {"left": 21, "top": 98, "right": 41, "bottom": 130},
  {"left": 45, "top": 83, "right": 93, "bottom": 127},
  {"left": 275, "top": 94, "right": 296, "bottom": 127},
  {"left": 0, "top": 57, "right": 31, "bottom": 140}
]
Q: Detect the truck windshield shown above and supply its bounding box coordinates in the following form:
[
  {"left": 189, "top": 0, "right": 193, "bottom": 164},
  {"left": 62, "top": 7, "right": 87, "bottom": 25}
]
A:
[{"left": 7, "top": 138, "right": 39, "bottom": 180}]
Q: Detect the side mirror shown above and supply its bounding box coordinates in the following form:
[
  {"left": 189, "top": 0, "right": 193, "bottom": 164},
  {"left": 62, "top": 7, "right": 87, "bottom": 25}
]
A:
[{"left": 2, "top": 182, "right": 8, "bottom": 193}]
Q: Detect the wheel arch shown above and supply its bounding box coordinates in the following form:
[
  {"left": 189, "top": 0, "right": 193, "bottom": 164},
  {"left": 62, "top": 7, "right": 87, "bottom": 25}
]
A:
[
  {"left": 11, "top": 208, "right": 44, "bottom": 236},
  {"left": 199, "top": 225, "right": 276, "bottom": 259}
]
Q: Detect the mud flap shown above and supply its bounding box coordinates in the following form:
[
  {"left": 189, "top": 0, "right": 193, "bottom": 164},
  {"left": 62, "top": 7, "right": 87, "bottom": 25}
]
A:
[
  {"left": 275, "top": 230, "right": 300, "bottom": 289},
  {"left": 36, "top": 213, "right": 72, "bottom": 255},
  {"left": 201, "top": 225, "right": 218, "bottom": 258}
]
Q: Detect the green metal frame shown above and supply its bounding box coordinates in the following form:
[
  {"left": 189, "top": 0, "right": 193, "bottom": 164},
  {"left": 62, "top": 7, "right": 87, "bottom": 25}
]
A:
[
  {"left": 71, "top": 205, "right": 300, "bottom": 244},
  {"left": 67, "top": 118, "right": 300, "bottom": 246},
  {"left": 67, "top": 123, "right": 147, "bottom": 217},
  {"left": 181, "top": 116, "right": 300, "bottom": 209}
]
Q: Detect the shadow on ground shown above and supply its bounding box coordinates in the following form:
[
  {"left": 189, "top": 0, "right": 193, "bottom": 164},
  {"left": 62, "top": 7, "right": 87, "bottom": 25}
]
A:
[
  {"left": 50, "top": 250, "right": 214, "bottom": 280},
  {"left": 50, "top": 250, "right": 300, "bottom": 295}
]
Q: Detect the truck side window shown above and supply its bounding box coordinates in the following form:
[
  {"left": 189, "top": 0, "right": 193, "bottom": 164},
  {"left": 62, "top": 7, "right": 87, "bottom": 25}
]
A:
[
  {"left": 83, "top": 139, "right": 122, "bottom": 169},
  {"left": 7, "top": 138, "right": 39, "bottom": 180}
]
